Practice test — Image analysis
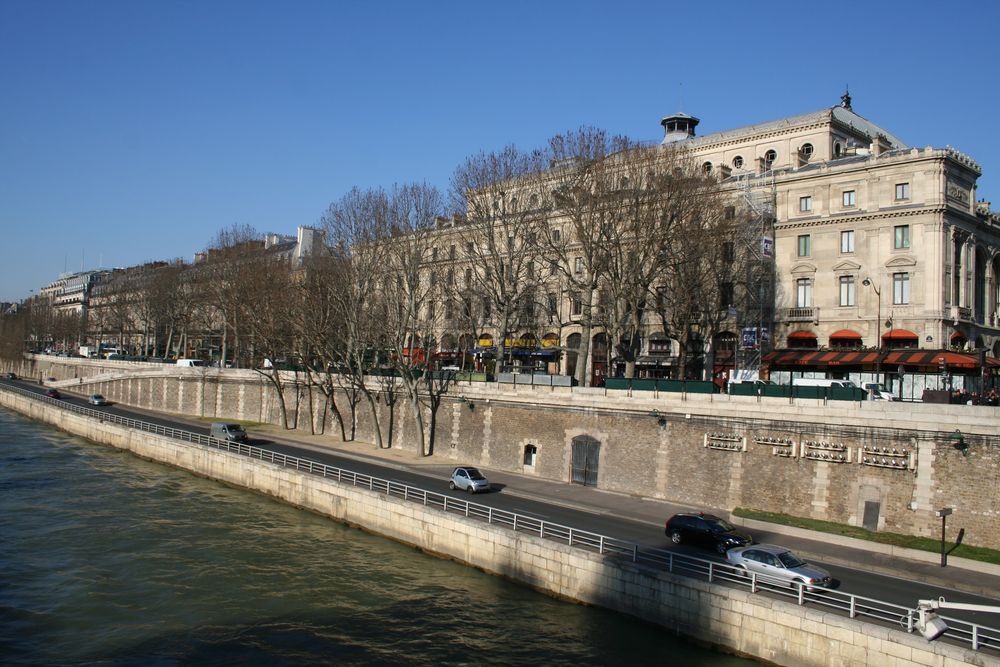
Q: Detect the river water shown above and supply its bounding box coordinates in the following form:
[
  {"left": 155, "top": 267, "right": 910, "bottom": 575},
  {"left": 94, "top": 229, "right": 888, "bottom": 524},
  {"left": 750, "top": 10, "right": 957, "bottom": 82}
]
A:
[{"left": 0, "top": 408, "right": 753, "bottom": 666}]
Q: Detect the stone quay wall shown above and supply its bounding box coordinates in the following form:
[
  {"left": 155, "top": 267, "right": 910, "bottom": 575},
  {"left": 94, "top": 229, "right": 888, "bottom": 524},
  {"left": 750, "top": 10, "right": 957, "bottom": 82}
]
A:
[
  {"left": 0, "top": 388, "right": 990, "bottom": 667},
  {"left": 8, "top": 354, "right": 1000, "bottom": 551}
]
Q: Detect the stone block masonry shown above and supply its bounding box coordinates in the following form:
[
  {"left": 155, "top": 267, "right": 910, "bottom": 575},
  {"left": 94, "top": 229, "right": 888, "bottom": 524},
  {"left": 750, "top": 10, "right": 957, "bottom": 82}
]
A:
[
  {"left": 21, "top": 356, "right": 1000, "bottom": 551},
  {"left": 1, "top": 389, "right": 992, "bottom": 667}
]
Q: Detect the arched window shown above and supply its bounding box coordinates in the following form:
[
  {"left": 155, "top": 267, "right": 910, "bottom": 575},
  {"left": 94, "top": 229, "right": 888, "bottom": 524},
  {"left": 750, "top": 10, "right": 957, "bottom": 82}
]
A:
[
  {"left": 732, "top": 155, "right": 744, "bottom": 169},
  {"left": 834, "top": 142, "right": 842, "bottom": 157},
  {"left": 764, "top": 149, "right": 777, "bottom": 166},
  {"left": 702, "top": 161, "right": 712, "bottom": 174},
  {"left": 800, "top": 143, "right": 814, "bottom": 162}
]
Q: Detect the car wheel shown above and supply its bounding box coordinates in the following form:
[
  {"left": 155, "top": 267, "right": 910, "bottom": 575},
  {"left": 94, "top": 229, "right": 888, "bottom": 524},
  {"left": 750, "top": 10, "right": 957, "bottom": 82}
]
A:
[
  {"left": 449, "top": 481, "right": 456, "bottom": 490},
  {"left": 670, "top": 530, "right": 683, "bottom": 545},
  {"left": 467, "top": 485, "right": 475, "bottom": 494}
]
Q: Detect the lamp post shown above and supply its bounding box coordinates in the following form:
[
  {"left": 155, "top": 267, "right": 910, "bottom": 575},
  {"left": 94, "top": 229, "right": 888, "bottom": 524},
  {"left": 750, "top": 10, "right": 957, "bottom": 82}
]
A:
[{"left": 862, "top": 277, "right": 882, "bottom": 384}]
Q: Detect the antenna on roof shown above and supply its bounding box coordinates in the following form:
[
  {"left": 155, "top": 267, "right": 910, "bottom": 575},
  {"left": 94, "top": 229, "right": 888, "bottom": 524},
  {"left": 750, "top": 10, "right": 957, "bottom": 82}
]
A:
[{"left": 678, "top": 81, "right": 685, "bottom": 114}]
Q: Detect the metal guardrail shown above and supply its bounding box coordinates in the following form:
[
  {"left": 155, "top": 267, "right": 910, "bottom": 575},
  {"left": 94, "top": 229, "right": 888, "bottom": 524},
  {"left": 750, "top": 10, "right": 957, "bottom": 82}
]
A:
[{"left": 3, "top": 382, "right": 998, "bottom": 654}]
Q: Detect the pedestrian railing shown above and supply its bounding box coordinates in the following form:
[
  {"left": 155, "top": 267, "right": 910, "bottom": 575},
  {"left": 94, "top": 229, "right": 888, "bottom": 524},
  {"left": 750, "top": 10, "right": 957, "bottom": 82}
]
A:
[{"left": 3, "top": 382, "right": 998, "bottom": 654}]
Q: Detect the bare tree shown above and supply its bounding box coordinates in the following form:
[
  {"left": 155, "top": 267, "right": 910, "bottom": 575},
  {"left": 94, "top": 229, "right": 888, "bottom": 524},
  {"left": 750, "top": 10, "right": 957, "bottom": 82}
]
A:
[
  {"left": 451, "top": 145, "right": 548, "bottom": 374},
  {"left": 536, "top": 127, "right": 626, "bottom": 385},
  {"left": 203, "top": 223, "right": 261, "bottom": 366},
  {"left": 319, "top": 187, "right": 394, "bottom": 449},
  {"left": 377, "top": 182, "right": 445, "bottom": 455}
]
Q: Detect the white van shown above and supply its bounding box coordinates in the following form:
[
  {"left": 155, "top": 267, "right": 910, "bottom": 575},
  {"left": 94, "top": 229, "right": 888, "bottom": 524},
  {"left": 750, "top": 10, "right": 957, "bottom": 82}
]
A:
[
  {"left": 792, "top": 378, "right": 858, "bottom": 389},
  {"left": 176, "top": 359, "right": 205, "bottom": 367}
]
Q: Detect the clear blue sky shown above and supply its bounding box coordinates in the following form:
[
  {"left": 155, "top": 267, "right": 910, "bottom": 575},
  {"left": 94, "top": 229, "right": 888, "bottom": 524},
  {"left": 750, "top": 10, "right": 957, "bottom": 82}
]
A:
[{"left": 2, "top": 0, "right": 998, "bottom": 302}]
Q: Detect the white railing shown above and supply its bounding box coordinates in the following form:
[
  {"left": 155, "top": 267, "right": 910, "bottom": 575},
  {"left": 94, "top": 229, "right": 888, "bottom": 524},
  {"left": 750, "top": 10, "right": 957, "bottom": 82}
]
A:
[{"left": 2, "top": 382, "right": 998, "bottom": 654}]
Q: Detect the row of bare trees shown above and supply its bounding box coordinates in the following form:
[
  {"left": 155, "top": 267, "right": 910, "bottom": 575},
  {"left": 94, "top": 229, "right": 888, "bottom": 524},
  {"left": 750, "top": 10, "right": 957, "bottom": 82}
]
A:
[{"left": 0, "top": 126, "right": 753, "bottom": 455}]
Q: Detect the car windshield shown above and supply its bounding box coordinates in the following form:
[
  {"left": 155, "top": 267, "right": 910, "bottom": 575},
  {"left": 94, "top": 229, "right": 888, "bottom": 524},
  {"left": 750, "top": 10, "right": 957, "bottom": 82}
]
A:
[
  {"left": 92, "top": 395, "right": 104, "bottom": 400},
  {"left": 709, "top": 518, "right": 735, "bottom": 532},
  {"left": 227, "top": 424, "right": 245, "bottom": 432},
  {"left": 777, "top": 551, "right": 805, "bottom": 568},
  {"left": 466, "top": 469, "right": 486, "bottom": 480}
]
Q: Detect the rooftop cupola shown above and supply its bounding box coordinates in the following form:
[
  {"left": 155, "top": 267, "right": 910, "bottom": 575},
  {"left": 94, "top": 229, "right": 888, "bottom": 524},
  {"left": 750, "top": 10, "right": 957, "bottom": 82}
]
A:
[{"left": 660, "top": 112, "right": 699, "bottom": 144}]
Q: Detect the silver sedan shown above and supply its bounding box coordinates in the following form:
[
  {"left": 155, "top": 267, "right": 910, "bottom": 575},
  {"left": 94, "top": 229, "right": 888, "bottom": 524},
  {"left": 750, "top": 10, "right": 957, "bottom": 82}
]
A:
[{"left": 726, "top": 544, "right": 833, "bottom": 590}]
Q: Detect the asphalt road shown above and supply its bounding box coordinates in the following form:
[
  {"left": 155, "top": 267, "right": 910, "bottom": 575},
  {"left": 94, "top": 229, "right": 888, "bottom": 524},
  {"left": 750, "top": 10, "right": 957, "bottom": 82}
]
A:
[{"left": 5, "top": 378, "right": 999, "bottom": 634}]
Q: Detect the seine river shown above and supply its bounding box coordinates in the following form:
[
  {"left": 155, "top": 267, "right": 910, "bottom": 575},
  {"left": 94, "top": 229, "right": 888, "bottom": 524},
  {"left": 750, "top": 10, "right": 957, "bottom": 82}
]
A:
[{"left": 0, "top": 408, "right": 753, "bottom": 666}]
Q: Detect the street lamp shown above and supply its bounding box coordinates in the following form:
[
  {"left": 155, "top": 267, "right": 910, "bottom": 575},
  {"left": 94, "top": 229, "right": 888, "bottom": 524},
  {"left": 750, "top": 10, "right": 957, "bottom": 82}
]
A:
[{"left": 862, "top": 277, "right": 882, "bottom": 384}]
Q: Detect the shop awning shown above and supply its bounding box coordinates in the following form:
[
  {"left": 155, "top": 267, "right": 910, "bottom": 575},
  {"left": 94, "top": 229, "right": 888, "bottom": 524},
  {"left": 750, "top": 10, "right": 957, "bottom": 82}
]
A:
[
  {"left": 764, "top": 348, "right": 998, "bottom": 371},
  {"left": 881, "top": 329, "right": 918, "bottom": 341},
  {"left": 829, "top": 329, "right": 862, "bottom": 340},
  {"left": 787, "top": 330, "right": 817, "bottom": 341}
]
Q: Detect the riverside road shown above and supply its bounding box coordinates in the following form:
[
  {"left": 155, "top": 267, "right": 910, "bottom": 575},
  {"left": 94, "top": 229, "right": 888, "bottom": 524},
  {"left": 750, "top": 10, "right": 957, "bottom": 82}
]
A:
[{"left": 5, "top": 377, "right": 1000, "bottom": 632}]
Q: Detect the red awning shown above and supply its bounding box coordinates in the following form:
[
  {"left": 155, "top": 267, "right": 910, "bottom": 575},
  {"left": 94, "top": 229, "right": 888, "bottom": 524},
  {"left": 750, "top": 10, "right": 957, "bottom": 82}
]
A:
[
  {"left": 881, "top": 329, "right": 918, "bottom": 340},
  {"left": 950, "top": 331, "right": 966, "bottom": 342},
  {"left": 829, "top": 329, "right": 862, "bottom": 340},
  {"left": 787, "top": 330, "right": 817, "bottom": 340},
  {"left": 765, "top": 348, "right": 997, "bottom": 371}
]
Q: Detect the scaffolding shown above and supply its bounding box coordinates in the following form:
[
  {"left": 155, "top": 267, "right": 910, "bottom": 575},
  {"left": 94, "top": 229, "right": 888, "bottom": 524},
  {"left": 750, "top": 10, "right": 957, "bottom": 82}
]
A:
[{"left": 733, "top": 170, "right": 776, "bottom": 379}]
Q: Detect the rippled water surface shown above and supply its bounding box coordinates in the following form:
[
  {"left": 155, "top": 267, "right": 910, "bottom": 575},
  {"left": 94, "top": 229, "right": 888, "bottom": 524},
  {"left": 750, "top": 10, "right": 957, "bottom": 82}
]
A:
[{"left": 0, "top": 408, "right": 753, "bottom": 665}]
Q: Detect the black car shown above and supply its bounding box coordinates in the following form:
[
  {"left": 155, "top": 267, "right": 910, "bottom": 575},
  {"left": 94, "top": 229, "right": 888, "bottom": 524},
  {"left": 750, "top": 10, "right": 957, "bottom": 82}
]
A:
[
  {"left": 45, "top": 388, "right": 62, "bottom": 399},
  {"left": 4, "top": 372, "right": 15, "bottom": 380},
  {"left": 665, "top": 512, "right": 752, "bottom": 554}
]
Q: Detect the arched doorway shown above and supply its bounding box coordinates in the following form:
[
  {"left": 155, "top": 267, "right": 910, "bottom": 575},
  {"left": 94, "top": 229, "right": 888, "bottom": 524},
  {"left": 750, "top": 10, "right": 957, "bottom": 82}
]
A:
[{"left": 571, "top": 435, "right": 600, "bottom": 486}]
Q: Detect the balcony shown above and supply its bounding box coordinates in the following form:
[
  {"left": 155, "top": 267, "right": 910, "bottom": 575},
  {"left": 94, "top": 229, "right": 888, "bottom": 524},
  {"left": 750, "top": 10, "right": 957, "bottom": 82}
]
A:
[
  {"left": 782, "top": 307, "right": 818, "bottom": 322},
  {"left": 947, "top": 306, "right": 972, "bottom": 322}
]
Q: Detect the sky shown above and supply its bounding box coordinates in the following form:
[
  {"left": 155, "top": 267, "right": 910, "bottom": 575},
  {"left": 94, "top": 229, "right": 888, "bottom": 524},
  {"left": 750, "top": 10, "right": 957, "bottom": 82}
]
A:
[{"left": 2, "top": 0, "right": 999, "bottom": 302}]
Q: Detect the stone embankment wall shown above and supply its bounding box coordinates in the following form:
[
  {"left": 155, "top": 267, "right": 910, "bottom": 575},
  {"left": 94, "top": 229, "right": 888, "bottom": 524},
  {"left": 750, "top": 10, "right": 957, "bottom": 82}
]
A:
[
  {"left": 0, "top": 389, "right": 989, "bottom": 667},
  {"left": 8, "top": 355, "right": 1000, "bottom": 550}
]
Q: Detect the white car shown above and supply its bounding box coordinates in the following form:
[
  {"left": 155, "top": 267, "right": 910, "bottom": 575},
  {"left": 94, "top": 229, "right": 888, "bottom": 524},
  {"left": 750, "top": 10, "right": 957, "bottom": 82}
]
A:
[
  {"left": 449, "top": 466, "right": 490, "bottom": 494},
  {"left": 88, "top": 394, "right": 109, "bottom": 406},
  {"left": 864, "top": 383, "right": 900, "bottom": 401}
]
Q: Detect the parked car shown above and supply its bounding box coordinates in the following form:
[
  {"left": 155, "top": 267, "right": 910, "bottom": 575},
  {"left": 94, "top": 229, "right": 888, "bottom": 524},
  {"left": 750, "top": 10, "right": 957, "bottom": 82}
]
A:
[
  {"left": 88, "top": 394, "right": 109, "bottom": 406},
  {"left": 863, "top": 383, "right": 900, "bottom": 401},
  {"left": 449, "top": 466, "right": 490, "bottom": 494},
  {"left": 665, "top": 512, "right": 752, "bottom": 554},
  {"left": 4, "top": 372, "right": 15, "bottom": 380},
  {"left": 725, "top": 544, "right": 833, "bottom": 590},
  {"left": 45, "top": 388, "right": 62, "bottom": 399},
  {"left": 210, "top": 422, "right": 248, "bottom": 443}
]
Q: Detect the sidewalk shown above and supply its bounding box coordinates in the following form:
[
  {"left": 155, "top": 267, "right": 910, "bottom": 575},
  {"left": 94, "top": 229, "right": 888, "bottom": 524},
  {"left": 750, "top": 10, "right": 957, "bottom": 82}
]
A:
[{"left": 119, "top": 405, "right": 1000, "bottom": 600}]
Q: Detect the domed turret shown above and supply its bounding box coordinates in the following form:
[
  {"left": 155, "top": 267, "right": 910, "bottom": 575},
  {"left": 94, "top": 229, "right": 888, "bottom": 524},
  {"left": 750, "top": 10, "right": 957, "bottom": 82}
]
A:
[{"left": 660, "top": 112, "right": 699, "bottom": 144}]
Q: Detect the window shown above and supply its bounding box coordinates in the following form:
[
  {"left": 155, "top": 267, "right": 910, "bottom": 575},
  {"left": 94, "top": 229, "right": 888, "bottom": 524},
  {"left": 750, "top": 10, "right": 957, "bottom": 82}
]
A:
[
  {"left": 702, "top": 161, "right": 712, "bottom": 174},
  {"left": 466, "top": 242, "right": 474, "bottom": 256},
  {"left": 552, "top": 228, "right": 561, "bottom": 242},
  {"left": 482, "top": 298, "right": 492, "bottom": 320},
  {"left": 448, "top": 245, "right": 455, "bottom": 260},
  {"left": 894, "top": 225, "right": 910, "bottom": 249},
  {"left": 507, "top": 236, "right": 514, "bottom": 251},
  {"left": 527, "top": 261, "right": 534, "bottom": 279},
  {"left": 895, "top": 182, "right": 910, "bottom": 200},
  {"left": 523, "top": 444, "right": 537, "bottom": 467},
  {"left": 427, "top": 301, "right": 435, "bottom": 319},
  {"left": 800, "top": 143, "right": 814, "bottom": 160},
  {"left": 547, "top": 293, "right": 558, "bottom": 317},
  {"left": 723, "top": 242, "right": 735, "bottom": 262},
  {"left": 432, "top": 247, "right": 438, "bottom": 261},
  {"left": 834, "top": 141, "right": 842, "bottom": 157},
  {"left": 430, "top": 272, "right": 437, "bottom": 287},
  {"left": 445, "top": 300, "right": 454, "bottom": 320},
  {"left": 447, "top": 268, "right": 454, "bottom": 285},
  {"left": 797, "top": 234, "right": 810, "bottom": 257},
  {"left": 796, "top": 279, "right": 812, "bottom": 308},
  {"left": 843, "top": 190, "right": 856, "bottom": 207},
  {"left": 724, "top": 206, "right": 735, "bottom": 220},
  {"left": 549, "top": 259, "right": 559, "bottom": 275},
  {"left": 840, "top": 230, "right": 855, "bottom": 253},
  {"left": 764, "top": 149, "right": 777, "bottom": 165},
  {"left": 893, "top": 272, "right": 910, "bottom": 304},
  {"left": 571, "top": 293, "right": 582, "bottom": 316},
  {"left": 720, "top": 282, "right": 733, "bottom": 308},
  {"left": 799, "top": 196, "right": 812, "bottom": 213},
  {"left": 732, "top": 155, "right": 744, "bottom": 169},
  {"left": 464, "top": 268, "right": 472, "bottom": 285},
  {"left": 839, "top": 275, "right": 855, "bottom": 306},
  {"left": 574, "top": 257, "right": 584, "bottom": 274}
]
